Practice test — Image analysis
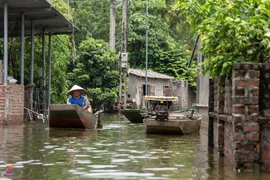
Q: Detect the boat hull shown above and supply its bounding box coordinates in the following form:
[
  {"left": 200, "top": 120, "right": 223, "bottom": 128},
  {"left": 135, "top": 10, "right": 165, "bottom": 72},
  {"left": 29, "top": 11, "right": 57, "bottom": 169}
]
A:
[
  {"left": 120, "top": 109, "right": 144, "bottom": 123},
  {"left": 143, "top": 112, "right": 202, "bottom": 135},
  {"left": 48, "top": 104, "right": 97, "bottom": 129}
]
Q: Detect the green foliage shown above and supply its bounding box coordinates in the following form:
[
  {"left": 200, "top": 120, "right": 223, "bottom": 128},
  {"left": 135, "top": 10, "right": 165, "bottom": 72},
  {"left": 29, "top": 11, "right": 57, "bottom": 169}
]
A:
[
  {"left": 177, "top": 0, "right": 270, "bottom": 79},
  {"left": 68, "top": 37, "right": 119, "bottom": 105},
  {"left": 71, "top": 0, "right": 115, "bottom": 45},
  {"left": 128, "top": 0, "right": 197, "bottom": 89},
  {"left": 51, "top": 0, "right": 73, "bottom": 21}
]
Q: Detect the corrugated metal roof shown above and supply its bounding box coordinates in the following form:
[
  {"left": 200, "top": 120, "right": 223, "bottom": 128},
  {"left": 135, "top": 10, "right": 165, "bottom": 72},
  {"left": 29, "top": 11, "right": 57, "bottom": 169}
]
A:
[
  {"left": 0, "top": 0, "right": 77, "bottom": 36},
  {"left": 128, "top": 68, "right": 173, "bottom": 80}
]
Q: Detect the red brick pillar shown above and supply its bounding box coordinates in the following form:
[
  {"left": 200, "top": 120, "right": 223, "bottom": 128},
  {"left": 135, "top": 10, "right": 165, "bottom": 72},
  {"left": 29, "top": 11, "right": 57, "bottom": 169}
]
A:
[
  {"left": 232, "top": 63, "right": 260, "bottom": 170},
  {"left": 208, "top": 79, "right": 214, "bottom": 147},
  {"left": 0, "top": 85, "right": 6, "bottom": 123},
  {"left": 217, "top": 79, "right": 225, "bottom": 155},
  {"left": 259, "top": 63, "right": 270, "bottom": 171}
]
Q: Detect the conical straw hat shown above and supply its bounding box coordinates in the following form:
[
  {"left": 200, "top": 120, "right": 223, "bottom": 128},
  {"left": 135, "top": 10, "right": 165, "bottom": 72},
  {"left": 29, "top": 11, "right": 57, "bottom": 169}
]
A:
[{"left": 68, "top": 85, "right": 85, "bottom": 95}]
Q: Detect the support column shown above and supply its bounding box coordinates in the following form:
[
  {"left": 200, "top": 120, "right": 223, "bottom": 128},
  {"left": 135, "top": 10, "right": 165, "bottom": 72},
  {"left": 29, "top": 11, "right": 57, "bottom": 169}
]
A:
[
  {"left": 48, "top": 34, "right": 52, "bottom": 105},
  {"left": 3, "top": 3, "right": 8, "bottom": 123},
  {"left": 145, "top": 0, "right": 149, "bottom": 96},
  {"left": 20, "top": 12, "right": 25, "bottom": 85},
  {"left": 30, "top": 22, "right": 35, "bottom": 110},
  {"left": 3, "top": 3, "right": 8, "bottom": 85},
  {"left": 42, "top": 29, "right": 46, "bottom": 117},
  {"left": 232, "top": 62, "right": 260, "bottom": 171}
]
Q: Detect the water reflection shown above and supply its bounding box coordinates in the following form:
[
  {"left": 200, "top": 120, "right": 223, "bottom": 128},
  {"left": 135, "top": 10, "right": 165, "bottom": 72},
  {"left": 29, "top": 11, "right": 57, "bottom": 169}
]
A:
[{"left": 0, "top": 114, "right": 269, "bottom": 179}]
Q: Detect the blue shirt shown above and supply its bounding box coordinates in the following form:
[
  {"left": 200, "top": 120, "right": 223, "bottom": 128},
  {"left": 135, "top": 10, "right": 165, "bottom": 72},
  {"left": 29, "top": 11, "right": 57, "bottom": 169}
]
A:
[{"left": 67, "top": 95, "right": 89, "bottom": 107}]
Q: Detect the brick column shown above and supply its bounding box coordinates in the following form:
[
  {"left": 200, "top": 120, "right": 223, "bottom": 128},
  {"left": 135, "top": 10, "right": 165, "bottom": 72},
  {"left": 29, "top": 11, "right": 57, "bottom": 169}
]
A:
[
  {"left": 208, "top": 79, "right": 214, "bottom": 147},
  {"left": 0, "top": 85, "right": 5, "bottom": 123},
  {"left": 0, "top": 84, "right": 24, "bottom": 125},
  {"left": 217, "top": 79, "right": 225, "bottom": 155},
  {"left": 232, "top": 63, "right": 260, "bottom": 170},
  {"left": 259, "top": 63, "right": 270, "bottom": 171}
]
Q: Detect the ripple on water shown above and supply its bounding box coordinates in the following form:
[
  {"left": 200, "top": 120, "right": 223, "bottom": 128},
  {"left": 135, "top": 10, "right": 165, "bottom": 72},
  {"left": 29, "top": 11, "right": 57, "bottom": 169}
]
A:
[
  {"left": 66, "top": 149, "right": 79, "bottom": 152},
  {"left": 89, "top": 150, "right": 108, "bottom": 153},
  {"left": 13, "top": 165, "right": 24, "bottom": 168},
  {"left": 74, "top": 154, "right": 90, "bottom": 158},
  {"left": 80, "top": 172, "right": 155, "bottom": 179},
  {"left": 42, "top": 163, "right": 54, "bottom": 166},
  {"left": 76, "top": 160, "right": 92, "bottom": 164},
  {"left": 0, "top": 165, "right": 7, "bottom": 168},
  {"left": 92, "top": 156, "right": 102, "bottom": 159},
  {"left": 87, "top": 165, "right": 118, "bottom": 169},
  {"left": 112, "top": 153, "right": 129, "bottom": 157},
  {"left": 44, "top": 145, "right": 58, "bottom": 149},
  {"left": 128, "top": 154, "right": 151, "bottom": 159},
  {"left": 82, "top": 147, "right": 96, "bottom": 151},
  {"left": 90, "top": 169, "right": 121, "bottom": 173},
  {"left": 143, "top": 167, "right": 178, "bottom": 171},
  {"left": 111, "top": 159, "right": 130, "bottom": 163},
  {"left": 54, "top": 147, "right": 66, "bottom": 151}
]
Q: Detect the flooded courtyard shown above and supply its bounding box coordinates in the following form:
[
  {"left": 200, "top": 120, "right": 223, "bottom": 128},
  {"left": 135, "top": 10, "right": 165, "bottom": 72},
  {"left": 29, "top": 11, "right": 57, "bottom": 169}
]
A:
[{"left": 0, "top": 114, "right": 269, "bottom": 180}]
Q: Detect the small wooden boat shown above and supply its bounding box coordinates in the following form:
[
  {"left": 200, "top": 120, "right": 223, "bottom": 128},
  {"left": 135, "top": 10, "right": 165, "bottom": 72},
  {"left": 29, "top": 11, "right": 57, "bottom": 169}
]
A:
[
  {"left": 143, "top": 111, "right": 202, "bottom": 135},
  {"left": 120, "top": 109, "right": 144, "bottom": 123},
  {"left": 143, "top": 96, "right": 202, "bottom": 135},
  {"left": 48, "top": 104, "right": 97, "bottom": 129}
]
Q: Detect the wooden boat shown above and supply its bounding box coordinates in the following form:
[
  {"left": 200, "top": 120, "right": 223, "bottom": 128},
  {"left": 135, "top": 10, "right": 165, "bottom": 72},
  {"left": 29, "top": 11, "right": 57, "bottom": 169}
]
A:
[
  {"left": 143, "top": 96, "right": 202, "bottom": 135},
  {"left": 120, "top": 109, "right": 144, "bottom": 123},
  {"left": 48, "top": 104, "right": 97, "bottom": 129}
]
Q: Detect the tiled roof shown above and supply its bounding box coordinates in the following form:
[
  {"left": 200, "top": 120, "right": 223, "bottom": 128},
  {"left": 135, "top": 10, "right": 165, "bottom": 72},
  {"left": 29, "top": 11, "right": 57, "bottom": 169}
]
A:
[{"left": 128, "top": 68, "right": 173, "bottom": 80}]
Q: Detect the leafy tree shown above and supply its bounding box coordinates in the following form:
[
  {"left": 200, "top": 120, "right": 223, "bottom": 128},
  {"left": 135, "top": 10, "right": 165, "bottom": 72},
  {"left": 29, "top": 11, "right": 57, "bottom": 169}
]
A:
[
  {"left": 177, "top": 0, "right": 270, "bottom": 79},
  {"left": 67, "top": 37, "right": 119, "bottom": 106},
  {"left": 70, "top": 0, "right": 120, "bottom": 45},
  {"left": 128, "top": 0, "right": 197, "bottom": 88}
]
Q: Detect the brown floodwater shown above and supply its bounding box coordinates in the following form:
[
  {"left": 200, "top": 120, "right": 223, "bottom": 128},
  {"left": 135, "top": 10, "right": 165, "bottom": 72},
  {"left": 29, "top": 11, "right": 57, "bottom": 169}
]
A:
[{"left": 0, "top": 114, "right": 269, "bottom": 180}]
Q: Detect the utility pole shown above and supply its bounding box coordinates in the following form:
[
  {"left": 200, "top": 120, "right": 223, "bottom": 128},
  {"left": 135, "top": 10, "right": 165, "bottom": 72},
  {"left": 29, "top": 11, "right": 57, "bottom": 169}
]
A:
[
  {"left": 121, "top": 0, "right": 127, "bottom": 53},
  {"left": 109, "top": 0, "right": 116, "bottom": 50},
  {"left": 119, "top": 0, "right": 128, "bottom": 110},
  {"left": 145, "top": 0, "right": 149, "bottom": 96}
]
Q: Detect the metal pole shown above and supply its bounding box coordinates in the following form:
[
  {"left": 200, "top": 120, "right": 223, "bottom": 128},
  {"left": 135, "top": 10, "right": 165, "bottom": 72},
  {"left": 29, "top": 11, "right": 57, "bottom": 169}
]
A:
[
  {"left": 3, "top": 3, "right": 8, "bottom": 85},
  {"left": 48, "top": 34, "right": 52, "bottom": 105},
  {"left": 145, "top": 0, "right": 148, "bottom": 96},
  {"left": 30, "top": 22, "right": 35, "bottom": 110},
  {"left": 42, "top": 29, "right": 46, "bottom": 117},
  {"left": 20, "top": 12, "right": 25, "bottom": 85}
]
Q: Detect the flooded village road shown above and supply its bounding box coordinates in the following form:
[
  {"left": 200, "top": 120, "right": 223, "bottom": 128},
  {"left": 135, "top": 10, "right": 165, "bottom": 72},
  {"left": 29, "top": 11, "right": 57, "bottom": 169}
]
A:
[{"left": 0, "top": 114, "right": 269, "bottom": 180}]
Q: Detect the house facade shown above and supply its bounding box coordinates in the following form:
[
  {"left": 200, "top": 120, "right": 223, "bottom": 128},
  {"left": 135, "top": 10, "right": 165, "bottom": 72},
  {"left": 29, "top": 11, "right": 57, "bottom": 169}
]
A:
[{"left": 127, "top": 69, "right": 195, "bottom": 110}]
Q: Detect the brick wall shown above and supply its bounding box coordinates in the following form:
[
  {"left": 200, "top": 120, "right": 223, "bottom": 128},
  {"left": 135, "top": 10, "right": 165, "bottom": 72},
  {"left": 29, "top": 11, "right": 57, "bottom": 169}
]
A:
[
  {"left": 209, "top": 62, "right": 270, "bottom": 171},
  {"left": 0, "top": 84, "right": 24, "bottom": 125}
]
